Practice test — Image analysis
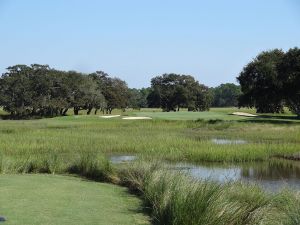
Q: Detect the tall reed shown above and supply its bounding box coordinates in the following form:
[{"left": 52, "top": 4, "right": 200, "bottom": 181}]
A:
[{"left": 118, "top": 160, "right": 300, "bottom": 225}]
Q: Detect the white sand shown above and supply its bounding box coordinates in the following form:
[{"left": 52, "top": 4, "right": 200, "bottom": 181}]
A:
[
  {"left": 100, "top": 115, "right": 121, "bottom": 118},
  {"left": 122, "top": 116, "right": 152, "bottom": 120},
  {"left": 231, "top": 112, "right": 258, "bottom": 117}
]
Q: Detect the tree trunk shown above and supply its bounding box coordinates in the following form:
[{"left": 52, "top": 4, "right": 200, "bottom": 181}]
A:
[
  {"left": 87, "top": 107, "right": 92, "bottom": 115},
  {"left": 74, "top": 107, "right": 79, "bottom": 115},
  {"left": 94, "top": 109, "right": 98, "bottom": 115},
  {"left": 63, "top": 108, "right": 68, "bottom": 116}
]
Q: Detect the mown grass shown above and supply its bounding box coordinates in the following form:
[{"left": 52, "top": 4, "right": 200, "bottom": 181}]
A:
[{"left": 0, "top": 174, "right": 150, "bottom": 225}]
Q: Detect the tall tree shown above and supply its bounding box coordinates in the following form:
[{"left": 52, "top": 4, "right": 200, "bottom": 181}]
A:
[
  {"left": 100, "top": 75, "right": 130, "bottom": 114},
  {"left": 0, "top": 65, "right": 33, "bottom": 117},
  {"left": 237, "top": 49, "right": 285, "bottom": 113},
  {"left": 278, "top": 47, "right": 300, "bottom": 117},
  {"left": 149, "top": 73, "right": 211, "bottom": 111},
  {"left": 147, "top": 87, "right": 161, "bottom": 108}
]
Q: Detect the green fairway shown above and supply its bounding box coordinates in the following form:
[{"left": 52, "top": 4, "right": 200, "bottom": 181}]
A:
[
  {"left": 134, "top": 110, "right": 245, "bottom": 120},
  {"left": 133, "top": 107, "right": 297, "bottom": 121},
  {"left": 0, "top": 174, "right": 150, "bottom": 225}
]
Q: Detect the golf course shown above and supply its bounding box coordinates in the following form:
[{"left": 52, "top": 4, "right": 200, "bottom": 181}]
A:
[
  {"left": 1, "top": 1, "right": 299, "bottom": 224},
  {"left": 0, "top": 108, "right": 299, "bottom": 225}
]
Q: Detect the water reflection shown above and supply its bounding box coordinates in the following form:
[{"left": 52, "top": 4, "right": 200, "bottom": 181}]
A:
[
  {"left": 110, "top": 155, "right": 136, "bottom": 164},
  {"left": 241, "top": 160, "right": 300, "bottom": 180},
  {"left": 109, "top": 154, "right": 300, "bottom": 192},
  {"left": 211, "top": 138, "right": 247, "bottom": 144},
  {"left": 175, "top": 159, "right": 300, "bottom": 191}
]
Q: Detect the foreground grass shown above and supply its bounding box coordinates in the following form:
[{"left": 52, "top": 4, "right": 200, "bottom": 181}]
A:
[
  {"left": 119, "top": 161, "right": 300, "bottom": 225},
  {"left": 0, "top": 174, "right": 150, "bottom": 225}
]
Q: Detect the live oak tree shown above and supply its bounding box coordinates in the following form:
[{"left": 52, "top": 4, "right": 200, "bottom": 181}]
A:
[
  {"left": 0, "top": 64, "right": 132, "bottom": 118},
  {"left": 147, "top": 86, "right": 161, "bottom": 108},
  {"left": 148, "top": 73, "right": 211, "bottom": 111},
  {"left": 237, "top": 47, "right": 300, "bottom": 117},
  {"left": 0, "top": 65, "right": 33, "bottom": 116},
  {"left": 237, "top": 49, "right": 285, "bottom": 113},
  {"left": 278, "top": 47, "right": 300, "bottom": 117}
]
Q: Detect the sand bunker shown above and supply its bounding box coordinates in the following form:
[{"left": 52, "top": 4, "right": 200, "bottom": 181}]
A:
[
  {"left": 100, "top": 115, "right": 121, "bottom": 118},
  {"left": 122, "top": 116, "right": 152, "bottom": 120},
  {"left": 231, "top": 112, "right": 258, "bottom": 117}
]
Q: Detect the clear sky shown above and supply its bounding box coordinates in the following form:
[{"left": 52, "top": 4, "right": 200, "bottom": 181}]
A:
[{"left": 0, "top": 0, "right": 299, "bottom": 88}]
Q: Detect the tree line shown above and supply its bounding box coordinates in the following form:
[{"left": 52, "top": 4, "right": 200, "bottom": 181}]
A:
[
  {"left": 0, "top": 66, "right": 215, "bottom": 118},
  {"left": 0, "top": 46, "right": 299, "bottom": 119},
  {"left": 0, "top": 65, "right": 130, "bottom": 118}
]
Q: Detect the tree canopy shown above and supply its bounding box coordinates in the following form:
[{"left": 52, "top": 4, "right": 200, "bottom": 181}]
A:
[
  {"left": 278, "top": 47, "right": 300, "bottom": 117},
  {"left": 237, "top": 49, "right": 285, "bottom": 113},
  {"left": 147, "top": 74, "right": 212, "bottom": 111},
  {"left": 211, "top": 83, "right": 241, "bottom": 107},
  {"left": 237, "top": 47, "right": 300, "bottom": 117},
  {"left": 0, "top": 65, "right": 129, "bottom": 118}
]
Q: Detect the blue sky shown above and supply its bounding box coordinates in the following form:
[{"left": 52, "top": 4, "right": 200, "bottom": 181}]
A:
[{"left": 0, "top": 0, "right": 299, "bottom": 88}]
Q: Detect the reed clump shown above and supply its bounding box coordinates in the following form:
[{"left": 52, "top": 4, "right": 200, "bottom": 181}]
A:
[{"left": 118, "top": 160, "right": 300, "bottom": 225}]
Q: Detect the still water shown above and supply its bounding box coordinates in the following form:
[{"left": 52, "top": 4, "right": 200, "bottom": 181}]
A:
[
  {"left": 173, "top": 160, "right": 300, "bottom": 191},
  {"left": 110, "top": 155, "right": 300, "bottom": 192},
  {"left": 110, "top": 155, "right": 136, "bottom": 164},
  {"left": 211, "top": 138, "right": 247, "bottom": 145}
]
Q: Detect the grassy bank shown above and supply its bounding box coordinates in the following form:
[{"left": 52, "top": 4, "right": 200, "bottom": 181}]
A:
[
  {"left": 118, "top": 161, "right": 300, "bottom": 225},
  {"left": 0, "top": 174, "right": 150, "bottom": 225}
]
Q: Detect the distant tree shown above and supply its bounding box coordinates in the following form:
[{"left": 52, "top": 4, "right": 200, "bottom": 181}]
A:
[
  {"left": 128, "top": 88, "right": 150, "bottom": 109},
  {"left": 211, "top": 83, "right": 241, "bottom": 107},
  {"left": 100, "top": 75, "right": 130, "bottom": 114},
  {"left": 0, "top": 65, "right": 33, "bottom": 117},
  {"left": 30, "top": 65, "right": 72, "bottom": 116},
  {"left": 81, "top": 77, "right": 106, "bottom": 115},
  {"left": 278, "top": 47, "right": 300, "bottom": 117},
  {"left": 0, "top": 65, "right": 132, "bottom": 118},
  {"left": 195, "top": 84, "right": 213, "bottom": 111},
  {"left": 138, "top": 88, "right": 151, "bottom": 108},
  {"left": 147, "top": 87, "right": 161, "bottom": 108},
  {"left": 237, "top": 49, "right": 285, "bottom": 113},
  {"left": 149, "top": 73, "right": 211, "bottom": 111},
  {"left": 89, "top": 71, "right": 109, "bottom": 114}
]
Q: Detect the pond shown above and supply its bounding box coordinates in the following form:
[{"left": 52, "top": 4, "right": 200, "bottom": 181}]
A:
[
  {"left": 211, "top": 138, "right": 247, "bottom": 144},
  {"left": 173, "top": 160, "right": 300, "bottom": 192},
  {"left": 109, "top": 155, "right": 300, "bottom": 192},
  {"left": 110, "top": 155, "right": 136, "bottom": 164}
]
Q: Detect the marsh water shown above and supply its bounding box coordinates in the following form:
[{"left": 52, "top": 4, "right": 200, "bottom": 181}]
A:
[
  {"left": 110, "top": 155, "right": 136, "bottom": 164},
  {"left": 211, "top": 138, "right": 247, "bottom": 145},
  {"left": 110, "top": 155, "right": 300, "bottom": 192},
  {"left": 173, "top": 160, "right": 300, "bottom": 192}
]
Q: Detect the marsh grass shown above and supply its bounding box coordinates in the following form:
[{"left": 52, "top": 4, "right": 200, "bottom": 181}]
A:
[
  {"left": 0, "top": 150, "right": 113, "bottom": 182},
  {"left": 0, "top": 115, "right": 299, "bottom": 164},
  {"left": 119, "top": 160, "right": 300, "bottom": 225}
]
